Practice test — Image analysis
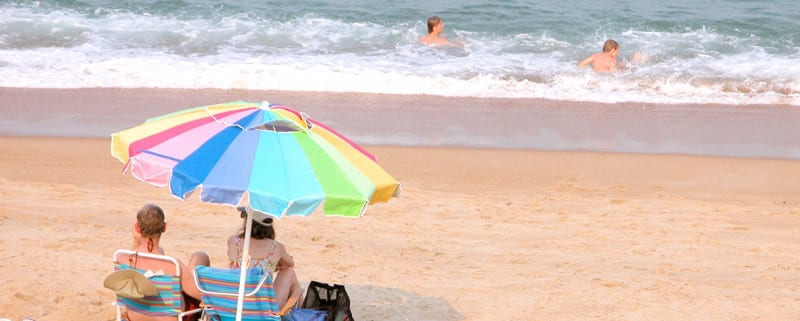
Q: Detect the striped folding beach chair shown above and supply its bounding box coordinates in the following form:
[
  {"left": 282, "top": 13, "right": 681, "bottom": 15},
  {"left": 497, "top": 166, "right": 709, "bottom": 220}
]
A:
[
  {"left": 111, "top": 249, "right": 202, "bottom": 321},
  {"left": 194, "top": 266, "right": 297, "bottom": 321}
]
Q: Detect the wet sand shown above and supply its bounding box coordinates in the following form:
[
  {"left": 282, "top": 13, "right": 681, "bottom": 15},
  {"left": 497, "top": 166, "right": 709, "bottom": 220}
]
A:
[{"left": 3, "top": 87, "right": 800, "bottom": 159}]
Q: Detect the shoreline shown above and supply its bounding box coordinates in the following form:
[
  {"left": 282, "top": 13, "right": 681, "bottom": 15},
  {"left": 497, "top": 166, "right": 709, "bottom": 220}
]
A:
[{"left": 3, "top": 87, "right": 800, "bottom": 160}]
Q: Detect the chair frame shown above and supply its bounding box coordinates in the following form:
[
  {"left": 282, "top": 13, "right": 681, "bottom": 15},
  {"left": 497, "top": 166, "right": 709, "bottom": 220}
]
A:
[{"left": 111, "top": 249, "right": 203, "bottom": 321}]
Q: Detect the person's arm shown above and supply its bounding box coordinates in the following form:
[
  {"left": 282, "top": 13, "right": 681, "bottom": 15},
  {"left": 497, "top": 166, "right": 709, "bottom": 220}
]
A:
[
  {"left": 276, "top": 243, "right": 294, "bottom": 271},
  {"left": 434, "top": 35, "right": 464, "bottom": 48},
  {"left": 179, "top": 260, "right": 203, "bottom": 300},
  {"left": 226, "top": 236, "right": 237, "bottom": 259},
  {"left": 577, "top": 54, "right": 595, "bottom": 68},
  {"left": 226, "top": 235, "right": 241, "bottom": 267},
  {"left": 445, "top": 39, "right": 464, "bottom": 48},
  {"left": 440, "top": 36, "right": 464, "bottom": 48},
  {"left": 630, "top": 51, "right": 648, "bottom": 64}
]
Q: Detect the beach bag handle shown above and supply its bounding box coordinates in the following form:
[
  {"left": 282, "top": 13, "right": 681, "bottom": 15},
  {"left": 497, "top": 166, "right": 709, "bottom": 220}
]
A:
[{"left": 301, "top": 281, "right": 354, "bottom": 321}]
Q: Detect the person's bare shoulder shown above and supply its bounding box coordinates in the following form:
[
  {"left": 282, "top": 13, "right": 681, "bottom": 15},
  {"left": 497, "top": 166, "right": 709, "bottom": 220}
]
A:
[
  {"left": 273, "top": 239, "right": 288, "bottom": 252},
  {"left": 587, "top": 53, "right": 617, "bottom": 72},
  {"left": 227, "top": 234, "right": 242, "bottom": 247},
  {"left": 420, "top": 35, "right": 461, "bottom": 47}
]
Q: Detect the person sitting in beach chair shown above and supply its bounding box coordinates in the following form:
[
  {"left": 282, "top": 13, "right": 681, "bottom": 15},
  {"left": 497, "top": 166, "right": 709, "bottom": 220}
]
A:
[
  {"left": 227, "top": 207, "right": 302, "bottom": 309},
  {"left": 107, "top": 204, "right": 211, "bottom": 321},
  {"left": 193, "top": 265, "right": 302, "bottom": 321}
]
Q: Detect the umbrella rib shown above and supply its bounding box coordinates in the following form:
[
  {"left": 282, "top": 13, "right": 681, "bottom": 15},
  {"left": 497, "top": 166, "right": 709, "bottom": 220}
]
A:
[
  {"left": 139, "top": 150, "right": 182, "bottom": 162},
  {"left": 206, "top": 105, "right": 250, "bottom": 130}
]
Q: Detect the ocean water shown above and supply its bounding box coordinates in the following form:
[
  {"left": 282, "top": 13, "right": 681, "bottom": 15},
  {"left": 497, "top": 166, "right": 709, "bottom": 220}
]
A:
[{"left": 1, "top": 0, "right": 798, "bottom": 105}]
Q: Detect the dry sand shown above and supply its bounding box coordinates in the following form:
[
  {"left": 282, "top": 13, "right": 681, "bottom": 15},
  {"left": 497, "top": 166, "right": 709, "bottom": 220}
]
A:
[{"left": 1, "top": 135, "right": 799, "bottom": 321}]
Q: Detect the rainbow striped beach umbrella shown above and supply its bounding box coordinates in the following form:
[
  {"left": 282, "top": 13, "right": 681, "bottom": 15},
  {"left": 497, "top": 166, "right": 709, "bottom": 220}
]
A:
[{"left": 110, "top": 101, "right": 400, "bottom": 218}]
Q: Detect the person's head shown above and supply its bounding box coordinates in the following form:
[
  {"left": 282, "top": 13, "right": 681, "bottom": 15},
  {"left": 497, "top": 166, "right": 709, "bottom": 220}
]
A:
[
  {"left": 136, "top": 203, "right": 166, "bottom": 252},
  {"left": 602, "top": 39, "right": 619, "bottom": 54},
  {"left": 238, "top": 207, "right": 275, "bottom": 240},
  {"left": 427, "top": 16, "right": 443, "bottom": 34},
  {"left": 137, "top": 203, "right": 166, "bottom": 238}
]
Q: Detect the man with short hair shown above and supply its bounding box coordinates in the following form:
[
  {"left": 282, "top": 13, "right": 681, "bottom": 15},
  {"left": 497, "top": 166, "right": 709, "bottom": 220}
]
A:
[
  {"left": 578, "top": 39, "right": 647, "bottom": 72},
  {"left": 578, "top": 39, "right": 621, "bottom": 72},
  {"left": 419, "top": 16, "right": 462, "bottom": 47}
]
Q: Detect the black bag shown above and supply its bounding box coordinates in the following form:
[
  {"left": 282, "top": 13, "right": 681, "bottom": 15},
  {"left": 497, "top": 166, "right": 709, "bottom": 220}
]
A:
[{"left": 302, "top": 281, "right": 354, "bottom": 321}]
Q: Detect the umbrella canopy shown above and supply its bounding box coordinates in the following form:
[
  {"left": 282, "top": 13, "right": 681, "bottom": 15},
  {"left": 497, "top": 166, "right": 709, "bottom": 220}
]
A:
[{"left": 111, "top": 101, "right": 400, "bottom": 218}]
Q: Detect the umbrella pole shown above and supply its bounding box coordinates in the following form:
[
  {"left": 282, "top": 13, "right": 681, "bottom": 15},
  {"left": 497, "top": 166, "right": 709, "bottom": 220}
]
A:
[{"left": 235, "top": 212, "right": 254, "bottom": 321}]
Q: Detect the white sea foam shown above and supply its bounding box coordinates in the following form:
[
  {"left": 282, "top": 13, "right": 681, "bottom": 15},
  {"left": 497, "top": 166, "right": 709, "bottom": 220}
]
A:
[
  {"left": 1, "top": 3, "right": 798, "bottom": 106},
  {"left": 1, "top": 45, "right": 798, "bottom": 105}
]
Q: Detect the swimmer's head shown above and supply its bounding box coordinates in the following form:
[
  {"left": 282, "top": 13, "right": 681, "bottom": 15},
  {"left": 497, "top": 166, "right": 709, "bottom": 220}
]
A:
[
  {"left": 427, "top": 16, "right": 442, "bottom": 34},
  {"left": 603, "top": 39, "right": 619, "bottom": 53}
]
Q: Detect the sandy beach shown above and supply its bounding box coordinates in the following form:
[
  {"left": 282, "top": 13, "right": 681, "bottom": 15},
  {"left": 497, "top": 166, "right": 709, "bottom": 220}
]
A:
[{"left": 1, "top": 88, "right": 800, "bottom": 321}]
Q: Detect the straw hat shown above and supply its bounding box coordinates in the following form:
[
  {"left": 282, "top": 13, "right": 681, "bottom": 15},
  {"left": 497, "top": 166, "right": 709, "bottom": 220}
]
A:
[{"left": 103, "top": 269, "right": 158, "bottom": 298}]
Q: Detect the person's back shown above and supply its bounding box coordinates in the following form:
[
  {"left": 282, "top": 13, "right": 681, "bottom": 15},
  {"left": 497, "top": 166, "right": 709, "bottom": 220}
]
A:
[
  {"left": 228, "top": 234, "right": 289, "bottom": 273},
  {"left": 578, "top": 39, "right": 620, "bottom": 72},
  {"left": 227, "top": 207, "right": 301, "bottom": 309},
  {"left": 588, "top": 52, "right": 618, "bottom": 72},
  {"left": 118, "top": 204, "right": 210, "bottom": 321}
]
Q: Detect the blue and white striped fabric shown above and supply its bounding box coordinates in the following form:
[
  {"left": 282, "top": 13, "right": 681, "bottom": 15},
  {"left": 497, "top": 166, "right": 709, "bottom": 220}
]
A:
[{"left": 195, "top": 266, "right": 280, "bottom": 321}]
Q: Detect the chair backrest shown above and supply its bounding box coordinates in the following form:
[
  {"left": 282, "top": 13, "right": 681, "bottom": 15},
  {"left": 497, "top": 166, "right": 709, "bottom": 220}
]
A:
[
  {"left": 194, "top": 266, "right": 280, "bottom": 321},
  {"left": 112, "top": 249, "right": 184, "bottom": 318}
]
